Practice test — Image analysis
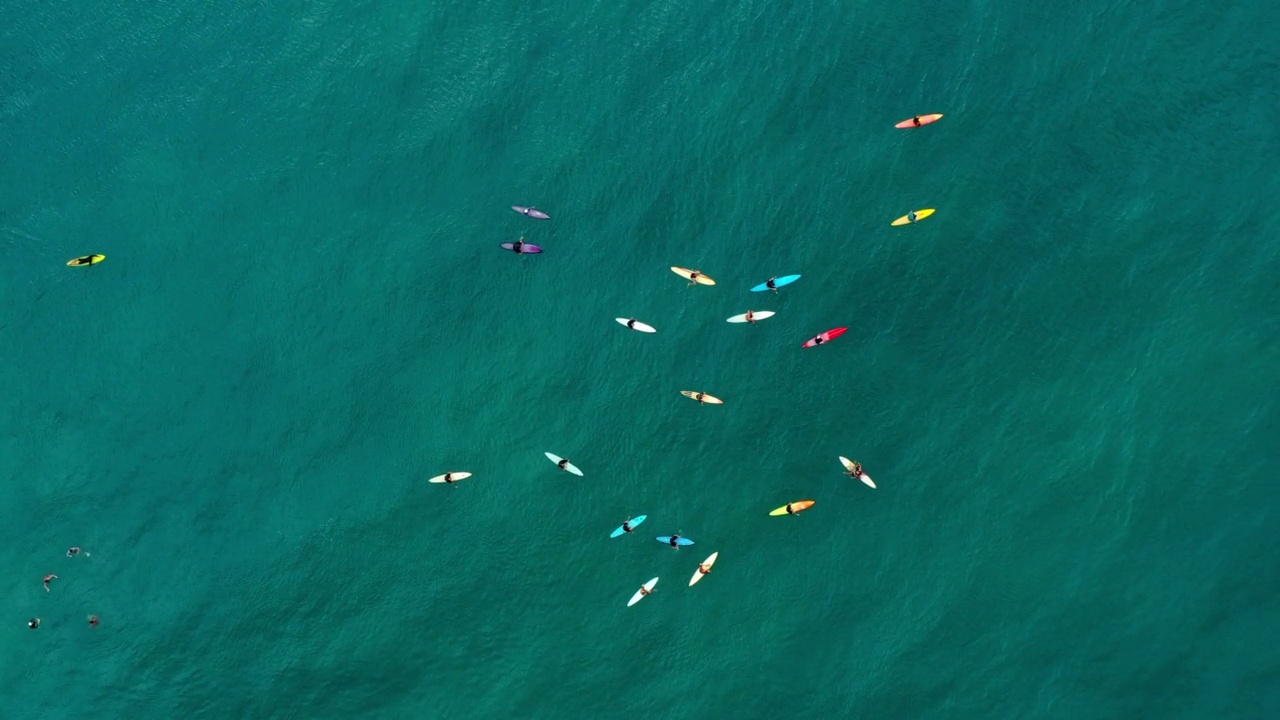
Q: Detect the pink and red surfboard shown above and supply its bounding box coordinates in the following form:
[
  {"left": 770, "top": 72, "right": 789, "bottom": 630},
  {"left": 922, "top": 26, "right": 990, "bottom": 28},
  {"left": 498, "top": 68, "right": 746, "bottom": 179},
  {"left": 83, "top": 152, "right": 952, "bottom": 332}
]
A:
[
  {"left": 802, "top": 327, "right": 847, "bottom": 348},
  {"left": 895, "top": 113, "right": 943, "bottom": 129}
]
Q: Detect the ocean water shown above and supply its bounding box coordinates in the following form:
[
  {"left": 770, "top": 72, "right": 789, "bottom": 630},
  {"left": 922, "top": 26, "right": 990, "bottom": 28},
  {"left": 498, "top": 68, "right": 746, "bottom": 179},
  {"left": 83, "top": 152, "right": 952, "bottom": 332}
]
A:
[{"left": 1, "top": 0, "right": 1277, "bottom": 717}]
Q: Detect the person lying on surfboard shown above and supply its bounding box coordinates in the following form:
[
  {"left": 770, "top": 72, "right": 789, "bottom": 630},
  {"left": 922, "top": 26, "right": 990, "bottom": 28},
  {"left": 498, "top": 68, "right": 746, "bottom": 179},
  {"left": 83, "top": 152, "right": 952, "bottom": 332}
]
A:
[{"left": 668, "top": 534, "right": 683, "bottom": 548}]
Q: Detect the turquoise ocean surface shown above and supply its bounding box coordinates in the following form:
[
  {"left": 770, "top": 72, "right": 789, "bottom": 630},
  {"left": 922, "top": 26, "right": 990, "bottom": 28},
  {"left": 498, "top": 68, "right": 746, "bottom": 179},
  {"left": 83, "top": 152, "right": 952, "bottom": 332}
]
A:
[{"left": 2, "top": 0, "right": 1277, "bottom": 717}]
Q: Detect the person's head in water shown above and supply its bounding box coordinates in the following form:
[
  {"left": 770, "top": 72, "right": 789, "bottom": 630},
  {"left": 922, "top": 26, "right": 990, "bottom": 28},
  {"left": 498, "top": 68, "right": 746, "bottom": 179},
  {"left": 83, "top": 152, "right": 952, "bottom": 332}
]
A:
[
  {"left": 88, "top": 615, "right": 100, "bottom": 627},
  {"left": 28, "top": 618, "right": 40, "bottom": 629}
]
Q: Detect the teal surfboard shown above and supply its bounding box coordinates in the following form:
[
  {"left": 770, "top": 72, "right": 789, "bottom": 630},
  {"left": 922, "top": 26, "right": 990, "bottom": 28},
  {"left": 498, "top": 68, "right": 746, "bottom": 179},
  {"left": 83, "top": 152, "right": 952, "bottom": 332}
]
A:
[
  {"left": 610, "top": 515, "right": 647, "bottom": 538},
  {"left": 750, "top": 274, "right": 801, "bottom": 292}
]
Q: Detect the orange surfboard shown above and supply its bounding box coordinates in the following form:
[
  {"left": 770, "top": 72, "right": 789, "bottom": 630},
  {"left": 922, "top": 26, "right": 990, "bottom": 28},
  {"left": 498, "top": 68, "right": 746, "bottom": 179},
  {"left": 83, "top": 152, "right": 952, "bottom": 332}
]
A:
[
  {"left": 769, "top": 500, "right": 815, "bottom": 516},
  {"left": 895, "top": 113, "right": 943, "bottom": 129}
]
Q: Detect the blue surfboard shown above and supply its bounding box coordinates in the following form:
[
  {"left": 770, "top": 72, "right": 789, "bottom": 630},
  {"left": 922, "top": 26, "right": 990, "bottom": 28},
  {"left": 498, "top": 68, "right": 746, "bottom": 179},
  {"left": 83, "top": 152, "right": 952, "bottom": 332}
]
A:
[
  {"left": 656, "top": 535, "right": 695, "bottom": 547},
  {"left": 610, "top": 515, "right": 647, "bottom": 538},
  {"left": 750, "top": 274, "right": 801, "bottom": 292}
]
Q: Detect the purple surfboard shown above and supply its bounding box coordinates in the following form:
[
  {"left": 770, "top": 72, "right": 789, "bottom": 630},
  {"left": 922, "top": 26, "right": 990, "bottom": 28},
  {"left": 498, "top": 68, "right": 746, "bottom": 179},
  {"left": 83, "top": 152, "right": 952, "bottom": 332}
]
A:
[
  {"left": 501, "top": 242, "right": 543, "bottom": 254},
  {"left": 512, "top": 205, "right": 551, "bottom": 220}
]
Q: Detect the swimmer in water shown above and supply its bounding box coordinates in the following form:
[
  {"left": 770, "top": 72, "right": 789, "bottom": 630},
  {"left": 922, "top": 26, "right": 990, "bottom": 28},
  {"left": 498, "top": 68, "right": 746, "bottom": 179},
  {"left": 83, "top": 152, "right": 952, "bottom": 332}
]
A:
[
  {"left": 67, "top": 547, "right": 89, "bottom": 558},
  {"left": 43, "top": 574, "right": 57, "bottom": 592},
  {"left": 29, "top": 618, "right": 40, "bottom": 629},
  {"left": 88, "top": 615, "right": 100, "bottom": 628}
]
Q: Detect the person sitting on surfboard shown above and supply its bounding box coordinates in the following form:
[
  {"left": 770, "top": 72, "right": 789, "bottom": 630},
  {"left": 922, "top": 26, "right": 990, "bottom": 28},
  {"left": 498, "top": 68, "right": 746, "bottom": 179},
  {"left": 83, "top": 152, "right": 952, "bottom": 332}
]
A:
[
  {"left": 626, "top": 319, "right": 636, "bottom": 329},
  {"left": 766, "top": 277, "right": 777, "bottom": 291},
  {"left": 443, "top": 473, "right": 456, "bottom": 484},
  {"left": 557, "top": 458, "right": 570, "bottom": 471},
  {"left": 745, "top": 310, "right": 755, "bottom": 324},
  {"left": 511, "top": 237, "right": 526, "bottom": 253},
  {"left": 639, "top": 585, "right": 652, "bottom": 597},
  {"left": 693, "top": 392, "right": 706, "bottom": 403},
  {"left": 668, "top": 534, "right": 682, "bottom": 548},
  {"left": 697, "top": 562, "right": 713, "bottom": 575},
  {"left": 785, "top": 503, "right": 797, "bottom": 515},
  {"left": 846, "top": 461, "right": 864, "bottom": 478},
  {"left": 907, "top": 211, "right": 918, "bottom": 223},
  {"left": 687, "top": 271, "right": 701, "bottom": 285},
  {"left": 912, "top": 116, "right": 922, "bottom": 127},
  {"left": 621, "top": 518, "right": 634, "bottom": 533},
  {"left": 812, "top": 336, "right": 826, "bottom": 346}
]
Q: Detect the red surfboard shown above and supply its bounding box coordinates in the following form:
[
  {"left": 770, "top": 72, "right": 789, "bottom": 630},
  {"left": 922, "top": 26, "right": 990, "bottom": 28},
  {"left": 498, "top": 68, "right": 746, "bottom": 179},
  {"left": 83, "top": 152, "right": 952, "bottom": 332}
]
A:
[{"left": 802, "top": 327, "right": 848, "bottom": 348}]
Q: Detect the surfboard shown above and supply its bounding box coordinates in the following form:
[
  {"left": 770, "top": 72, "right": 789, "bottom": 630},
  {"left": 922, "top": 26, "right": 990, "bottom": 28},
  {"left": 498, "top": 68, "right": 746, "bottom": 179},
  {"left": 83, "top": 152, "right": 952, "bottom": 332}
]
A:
[
  {"left": 656, "top": 536, "right": 695, "bottom": 547},
  {"left": 67, "top": 254, "right": 105, "bottom": 267},
  {"left": 769, "top": 500, "right": 815, "bottom": 516},
  {"left": 628, "top": 577, "right": 659, "bottom": 607},
  {"left": 839, "top": 456, "right": 876, "bottom": 489},
  {"left": 891, "top": 208, "right": 936, "bottom": 226},
  {"left": 802, "top": 327, "right": 848, "bottom": 348},
  {"left": 500, "top": 241, "right": 543, "bottom": 254},
  {"left": 750, "top": 274, "right": 801, "bottom": 292},
  {"left": 428, "top": 472, "right": 473, "bottom": 484},
  {"left": 512, "top": 205, "right": 550, "bottom": 219},
  {"left": 610, "top": 515, "right": 648, "bottom": 538},
  {"left": 544, "top": 452, "right": 584, "bottom": 476},
  {"left": 689, "top": 552, "right": 719, "bottom": 586},
  {"left": 680, "top": 390, "right": 724, "bottom": 404},
  {"left": 616, "top": 318, "right": 657, "bottom": 333},
  {"left": 670, "top": 266, "right": 716, "bottom": 286},
  {"left": 726, "top": 311, "right": 776, "bottom": 324},
  {"left": 895, "top": 113, "right": 944, "bottom": 129}
]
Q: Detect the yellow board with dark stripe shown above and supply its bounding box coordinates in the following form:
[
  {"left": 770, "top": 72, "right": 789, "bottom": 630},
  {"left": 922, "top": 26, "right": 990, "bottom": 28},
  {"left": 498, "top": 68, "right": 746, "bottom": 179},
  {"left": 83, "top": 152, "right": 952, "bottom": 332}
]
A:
[{"left": 67, "top": 254, "right": 106, "bottom": 267}]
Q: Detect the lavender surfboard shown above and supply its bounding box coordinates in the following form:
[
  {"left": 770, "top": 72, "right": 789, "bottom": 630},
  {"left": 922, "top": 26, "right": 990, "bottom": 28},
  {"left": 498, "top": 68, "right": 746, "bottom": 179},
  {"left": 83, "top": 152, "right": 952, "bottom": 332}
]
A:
[
  {"left": 512, "top": 205, "right": 551, "bottom": 220},
  {"left": 501, "top": 242, "right": 543, "bottom": 254}
]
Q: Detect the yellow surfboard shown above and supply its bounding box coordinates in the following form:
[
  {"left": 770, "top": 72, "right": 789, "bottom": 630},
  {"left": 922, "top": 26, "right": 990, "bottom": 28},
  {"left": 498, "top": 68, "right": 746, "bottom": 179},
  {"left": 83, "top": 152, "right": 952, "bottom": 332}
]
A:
[
  {"left": 891, "top": 209, "right": 935, "bottom": 226},
  {"left": 67, "top": 254, "right": 106, "bottom": 267},
  {"left": 681, "top": 390, "right": 724, "bottom": 405},
  {"left": 671, "top": 266, "right": 716, "bottom": 286},
  {"left": 769, "top": 500, "right": 815, "bottom": 516}
]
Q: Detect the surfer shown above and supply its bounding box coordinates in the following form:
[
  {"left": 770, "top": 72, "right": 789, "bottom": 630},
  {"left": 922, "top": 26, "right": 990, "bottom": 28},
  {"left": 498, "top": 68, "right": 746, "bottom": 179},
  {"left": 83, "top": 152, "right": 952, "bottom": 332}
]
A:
[
  {"left": 766, "top": 277, "right": 778, "bottom": 291},
  {"left": 745, "top": 310, "right": 755, "bottom": 324},
  {"left": 785, "top": 503, "right": 797, "bottom": 515},
  {"left": 668, "top": 534, "right": 682, "bottom": 548},
  {"left": 626, "top": 319, "right": 636, "bottom": 329},
  {"left": 813, "top": 336, "right": 826, "bottom": 346},
  {"left": 28, "top": 618, "right": 40, "bottom": 630},
  {"left": 88, "top": 615, "right": 100, "bottom": 628},
  {"left": 688, "top": 270, "right": 701, "bottom": 286},
  {"left": 907, "top": 210, "right": 918, "bottom": 223},
  {"left": 557, "top": 458, "right": 570, "bottom": 471},
  {"left": 846, "top": 460, "right": 864, "bottom": 478},
  {"left": 912, "top": 116, "right": 922, "bottom": 127},
  {"left": 638, "top": 585, "right": 653, "bottom": 597},
  {"left": 693, "top": 392, "right": 706, "bottom": 403},
  {"left": 71, "top": 255, "right": 96, "bottom": 266},
  {"left": 696, "top": 561, "right": 713, "bottom": 576},
  {"left": 520, "top": 207, "right": 533, "bottom": 217},
  {"left": 621, "top": 518, "right": 634, "bottom": 533},
  {"left": 511, "top": 237, "right": 526, "bottom": 253},
  {"left": 43, "top": 574, "right": 57, "bottom": 592},
  {"left": 67, "top": 546, "right": 88, "bottom": 558}
]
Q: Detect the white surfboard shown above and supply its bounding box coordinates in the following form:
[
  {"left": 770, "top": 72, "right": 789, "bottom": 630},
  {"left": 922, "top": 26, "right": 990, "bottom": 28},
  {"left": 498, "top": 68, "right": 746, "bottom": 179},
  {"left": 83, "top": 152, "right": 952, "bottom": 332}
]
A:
[
  {"left": 428, "top": 471, "right": 472, "bottom": 484},
  {"left": 689, "top": 552, "right": 719, "bottom": 586},
  {"left": 628, "top": 577, "right": 659, "bottom": 606},
  {"left": 838, "top": 456, "right": 876, "bottom": 488},
  {"left": 545, "top": 452, "right": 584, "bottom": 477},
  {"left": 615, "top": 318, "right": 657, "bottom": 333},
  {"left": 726, "top": 310, "right": 776, "bottom": 324}
]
